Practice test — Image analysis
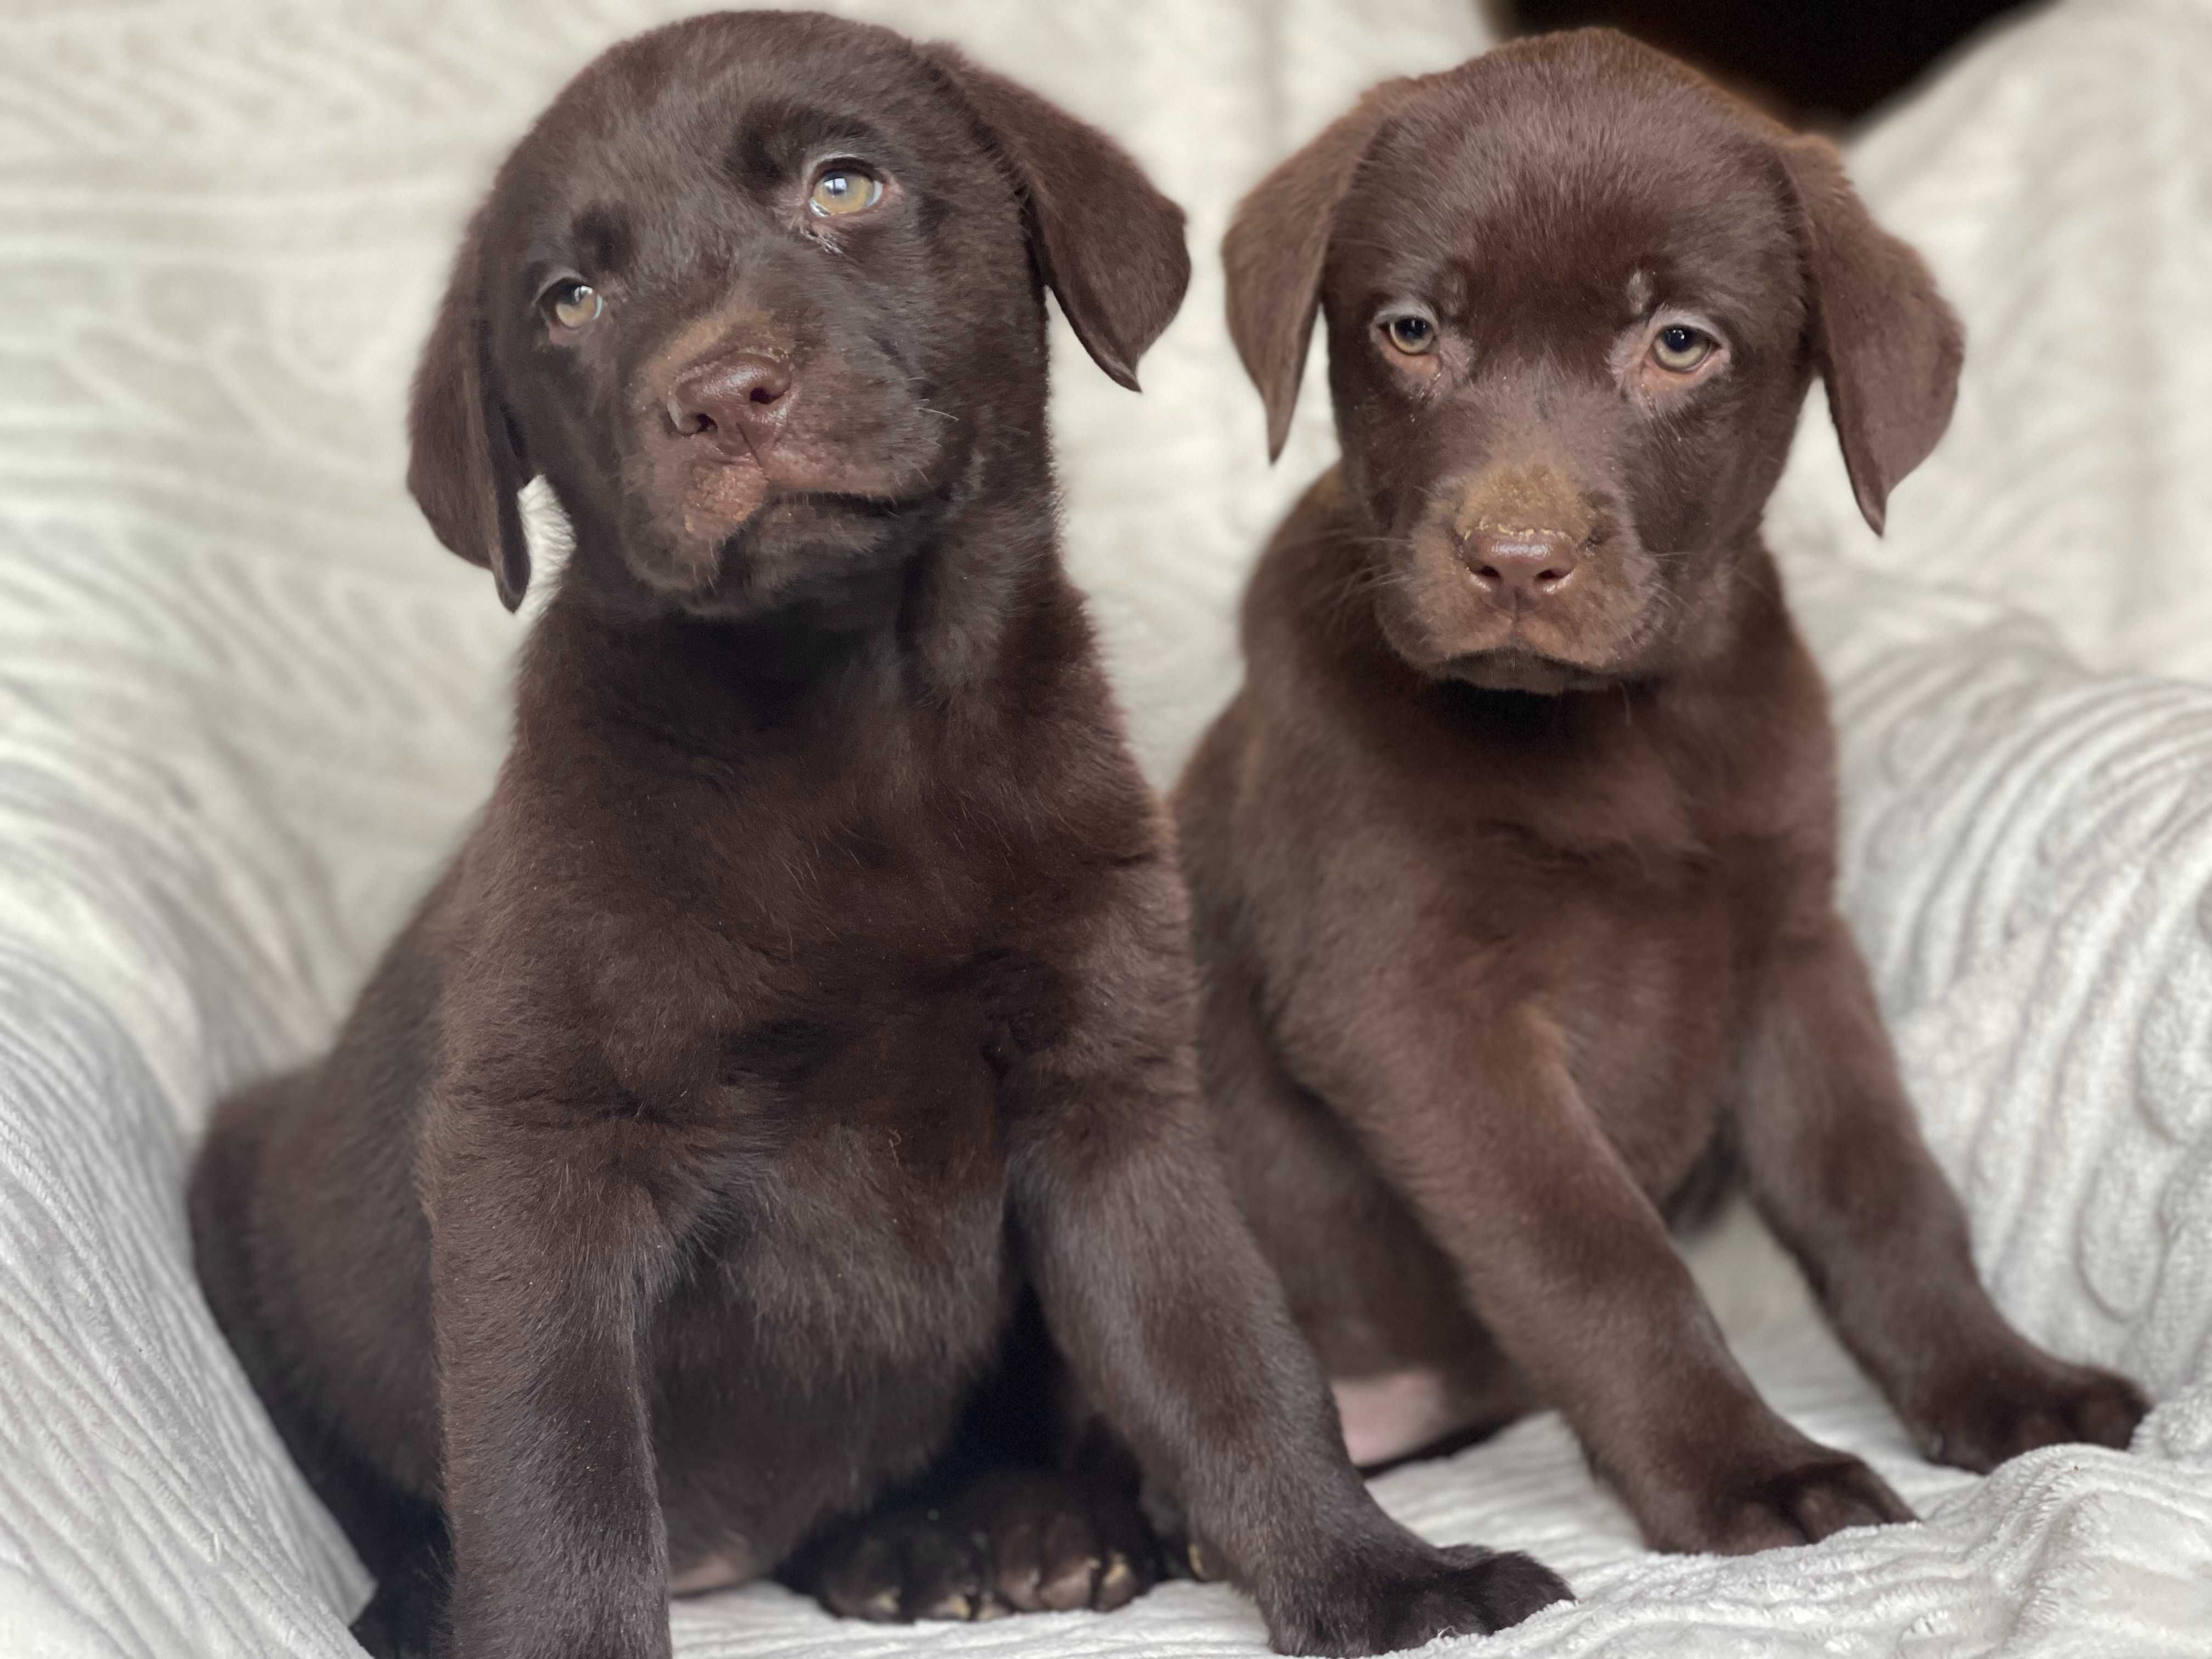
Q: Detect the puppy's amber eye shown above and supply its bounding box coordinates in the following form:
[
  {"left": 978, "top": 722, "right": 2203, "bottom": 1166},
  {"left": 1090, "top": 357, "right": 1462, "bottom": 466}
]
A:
[
  {"left": 1650, "top": 324, "right": 1715, "bottom": 373},
  {"left": 809, "top": 166, "right": 883, "bottom": 218},
  {"left": 544, "top": 281, "right": 603, "bottom": 332},
  {"left": 1384, "top": 313, "right": 1437, "bottom": 355}
]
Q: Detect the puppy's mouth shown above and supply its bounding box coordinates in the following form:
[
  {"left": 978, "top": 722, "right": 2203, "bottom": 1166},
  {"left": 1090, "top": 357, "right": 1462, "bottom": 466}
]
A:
[
  {"left": 1376, "top": 565, "right": 1643, "bottom": 689},
  {"left": 682, "top": 453, "right": 773, "bottom": 545}
]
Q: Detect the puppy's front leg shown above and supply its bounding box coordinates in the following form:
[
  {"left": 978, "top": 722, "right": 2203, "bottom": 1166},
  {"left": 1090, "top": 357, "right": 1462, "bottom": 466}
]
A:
[
  {"left": 1279, "top": 975, "right": 1909, "bottom": 1555},
  {"left": 424, "top": 1101, "right": 680, "bottom": 1659},
  {"left": 1011, "top": 894, "right": 1568, "bottom": 1656},
  {"left": 1737, "top": 917, "right": 2148, "bottom": 1470}
]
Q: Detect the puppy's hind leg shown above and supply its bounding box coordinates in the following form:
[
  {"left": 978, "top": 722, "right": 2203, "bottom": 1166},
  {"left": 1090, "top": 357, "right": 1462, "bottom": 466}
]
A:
[
  {"left": 189, "top": 1080, "right": 450, "bottom": 1658},
  {"left": 335, "top": 1491, "right": 450, "bottom": 1659}
]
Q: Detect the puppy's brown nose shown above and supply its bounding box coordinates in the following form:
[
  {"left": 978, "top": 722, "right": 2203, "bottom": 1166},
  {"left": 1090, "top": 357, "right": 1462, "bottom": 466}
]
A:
[
  {"left": 667, "top": 353, "right": 794, "bottom": 452},
  {"left": 1460, "top": 527, "right": 1580, "bottom": 601}
]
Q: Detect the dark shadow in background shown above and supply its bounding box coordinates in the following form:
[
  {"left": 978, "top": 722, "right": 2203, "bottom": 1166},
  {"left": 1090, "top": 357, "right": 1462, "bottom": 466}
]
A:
[{"left": 1486, "top": 0, "right": 2039, "bottom": 125}]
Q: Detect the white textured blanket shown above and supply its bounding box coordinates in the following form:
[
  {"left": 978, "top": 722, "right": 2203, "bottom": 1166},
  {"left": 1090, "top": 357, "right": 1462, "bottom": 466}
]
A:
[{"left": 2, "top": 1, "right": 2208, "bottom": 1656}]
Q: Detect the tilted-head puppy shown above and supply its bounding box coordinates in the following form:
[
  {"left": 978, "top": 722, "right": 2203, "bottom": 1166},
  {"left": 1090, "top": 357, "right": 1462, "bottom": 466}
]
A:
[
  {"left": 187, "top": 13, "right": 1570, "bottom": 1658},
  {"left": 1176, "top": 29, "right": 2149, "bottom": 1554}
]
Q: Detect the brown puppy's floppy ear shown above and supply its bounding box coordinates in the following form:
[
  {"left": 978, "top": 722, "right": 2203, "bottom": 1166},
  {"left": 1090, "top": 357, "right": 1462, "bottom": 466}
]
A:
[
  {"left": 924, "top": 47, "right": 1190, "bottom": 391},
  {"left": 1224, "top": 87, "right": 1408, "bottom": 461},
  {"left": 408, "top": 206, "right": 533, "bottom": 611},
  {"left": 1778, "top": 135, "right": 1963, "bottom": 534}
]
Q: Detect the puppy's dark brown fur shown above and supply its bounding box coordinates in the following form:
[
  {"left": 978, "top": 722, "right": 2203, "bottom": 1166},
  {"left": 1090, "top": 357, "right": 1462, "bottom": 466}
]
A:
[
  {"left": 1178, "top": 29, "right": 2148, "bottom": 1554},
  {"left": 187, "top": 13, "right": 1570, "bottom": 1658}
]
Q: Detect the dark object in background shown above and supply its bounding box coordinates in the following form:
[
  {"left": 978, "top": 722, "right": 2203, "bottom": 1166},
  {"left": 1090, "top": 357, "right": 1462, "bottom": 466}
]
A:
[
  {"left": 1487, "top": 0, "right": 2036, "bottom": 121},
  {"left": 1183, "top": 27, "right": 2149, "bottom": 1559},
  {"left": 186, "top": 12, "right": 1570, "bottom": 1659}
]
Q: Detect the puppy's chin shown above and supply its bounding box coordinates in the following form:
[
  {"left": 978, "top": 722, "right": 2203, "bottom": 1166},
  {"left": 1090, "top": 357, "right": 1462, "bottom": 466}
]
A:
[
  {"left": 1438, "top": 648, "right": 1619, "bottom": 695},
  {"left": 614, "top": 453, "right": 771, "bottom": 599},
  {"left": 629, "top": 492, "right": 929, "bottom": 624}
]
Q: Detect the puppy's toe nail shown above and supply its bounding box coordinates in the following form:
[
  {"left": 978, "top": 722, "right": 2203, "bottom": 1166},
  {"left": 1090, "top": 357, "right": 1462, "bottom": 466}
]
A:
[
  {"left": 994, "top": 1561, "right": 1045, "bottom": 1612},
  {"left": 861, "top": 1588, "right": 901, "bottom": 1621},
  {"left": 973, "top": 1592, "right": 1014, "bottom": 1621},
  {"left": 919, "top": 1591, "right": 972, "bottom": 1621},
  {"left": 1097, "top": 1554, "right": 1138, "bottom": 1606},
  {"left": 1039, "top": 1555, "right": 1099, "bottom": 1611},
  {"left": 1187, "top": 1541, "right": 1215, "bottom": 1581}
]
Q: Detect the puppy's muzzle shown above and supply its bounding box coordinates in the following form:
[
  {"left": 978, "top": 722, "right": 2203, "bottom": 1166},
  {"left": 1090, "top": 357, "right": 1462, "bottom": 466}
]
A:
[{"left": 1448, "top": 462, "right": 1597, "bottom": 608}]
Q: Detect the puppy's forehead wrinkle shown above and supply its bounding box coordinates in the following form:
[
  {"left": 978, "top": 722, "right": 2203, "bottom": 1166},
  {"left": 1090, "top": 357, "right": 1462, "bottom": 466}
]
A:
[
  {"left": 1357, "top": 66, "right": 1781, "bottom": 245},
  {"left": 572, "top": 9, "right": 914, "bottom": 131}
]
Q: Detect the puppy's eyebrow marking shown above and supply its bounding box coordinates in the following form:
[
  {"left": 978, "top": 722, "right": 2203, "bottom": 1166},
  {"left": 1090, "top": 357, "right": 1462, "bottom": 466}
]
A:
[
  {"left": 911, "top": 189, "right": 949, "bottom": 239},
  {"left": 725, "top": 101, "right": 892, "bottom": 188},
  {"left": 574, "top": 205, "right": 634, "bottom": 276},
  {"left": 1626, "top": 268, "right": 1655, "bottom": 314}
]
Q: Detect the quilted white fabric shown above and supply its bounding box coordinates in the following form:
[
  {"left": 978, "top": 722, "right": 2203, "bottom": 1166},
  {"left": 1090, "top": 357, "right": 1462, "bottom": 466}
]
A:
[{"left": 2, "top": 1, "right": 2209, "bottom": 1656}]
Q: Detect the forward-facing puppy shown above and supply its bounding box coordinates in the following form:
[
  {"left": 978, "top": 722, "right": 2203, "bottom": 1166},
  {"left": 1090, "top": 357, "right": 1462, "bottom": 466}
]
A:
[
  {"left": 187, "top": 13, "right": 1569, "bottom": 1658},
  {"left": 1177, "top": 29, "right": 2148, "bottom": 1555}
]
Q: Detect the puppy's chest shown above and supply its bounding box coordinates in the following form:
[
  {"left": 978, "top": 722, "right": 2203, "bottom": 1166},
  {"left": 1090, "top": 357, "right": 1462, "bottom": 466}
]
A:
[
  {"left": 1458, "top": 779, "right": 1801, "bottom": 1193},
  {"left": 597, "top": 937, "right": 1045, "bottom": 1379},
  {"left": 1536, "top": 833, "right": 1798, "bottom": 1196},
  {"left": 646, "top": 949, "right": 1054, "bottom": 1385},
  {"left": 591, "top": 798, "right": 1076, "bottom": 1153}
]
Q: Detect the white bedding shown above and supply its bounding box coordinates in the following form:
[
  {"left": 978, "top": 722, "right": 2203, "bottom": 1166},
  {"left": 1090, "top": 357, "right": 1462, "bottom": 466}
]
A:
[{"left": 2, "top": 1, "right": 2209, "bottom": 1655}]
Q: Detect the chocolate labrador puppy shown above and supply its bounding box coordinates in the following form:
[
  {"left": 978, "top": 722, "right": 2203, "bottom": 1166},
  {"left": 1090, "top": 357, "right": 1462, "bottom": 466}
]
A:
[
  {"left": 1176, "top": 29, "right": 2149, "bottom": 1555},
  {"left": 187, "top": 13, "right": 1569, "bottom": 1658}
]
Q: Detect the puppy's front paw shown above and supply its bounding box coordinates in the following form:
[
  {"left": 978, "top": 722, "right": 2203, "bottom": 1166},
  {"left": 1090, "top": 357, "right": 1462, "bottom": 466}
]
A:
[
  {"left": 1652, "top": 1444, "right": 1912, "bottom": 1554},
  {"left": 1911, "top": 1357, "right": 2147, "bottom": 1474},
  {"left": 1271, "top": 1544, "right": 1571, "bottom": 1656},
  {"left": 809, "top": 1469, "right": 1158, "bottom": 1623}
]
